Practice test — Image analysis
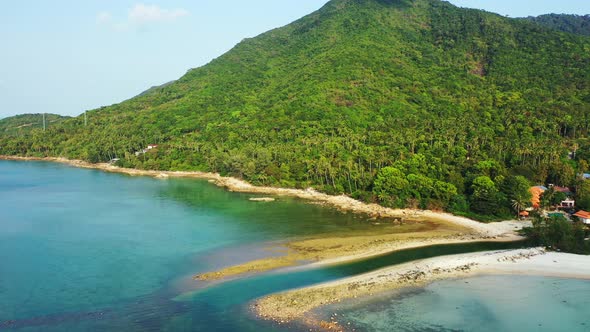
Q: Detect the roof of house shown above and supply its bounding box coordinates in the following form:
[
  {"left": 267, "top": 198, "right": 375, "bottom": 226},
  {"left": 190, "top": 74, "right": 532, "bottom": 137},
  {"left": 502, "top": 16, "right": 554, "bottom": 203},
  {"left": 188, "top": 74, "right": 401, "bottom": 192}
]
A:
[
  {"left": 553, "top": 186, "right": 572, "bottom": 194},
  {"left": 530, "top": 186, "right": 547, "bottom": 208},
  {"left": 574, "top": 210, "right": 590, "bottom": 219}
]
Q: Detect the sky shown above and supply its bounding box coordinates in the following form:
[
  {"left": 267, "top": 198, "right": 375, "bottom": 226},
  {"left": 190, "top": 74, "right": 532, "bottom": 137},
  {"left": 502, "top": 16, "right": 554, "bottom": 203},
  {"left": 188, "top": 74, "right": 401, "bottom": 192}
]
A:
[{"left": 1, "top": 1, "right": 589, "bottom": 119}]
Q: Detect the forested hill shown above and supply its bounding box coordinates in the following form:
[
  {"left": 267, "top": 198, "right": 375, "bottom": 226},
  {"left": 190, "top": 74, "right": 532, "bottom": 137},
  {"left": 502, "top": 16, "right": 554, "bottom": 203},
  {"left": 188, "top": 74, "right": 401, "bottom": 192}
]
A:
[
  {"left": 0, "top": 114, "right": 70, "bottom": 136},
  {"left": 2, "top": 0, "right": 590, "bottom": 219},
  {"left": 524, "top": 14, "right": 590, "bottom": 36}
]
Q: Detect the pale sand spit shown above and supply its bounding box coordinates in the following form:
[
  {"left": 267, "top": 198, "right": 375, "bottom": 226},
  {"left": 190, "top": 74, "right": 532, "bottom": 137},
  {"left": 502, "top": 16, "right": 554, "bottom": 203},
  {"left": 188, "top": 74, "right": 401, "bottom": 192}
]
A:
[{"left": 254, "top": 249, "right": 590, "bottom": 322}]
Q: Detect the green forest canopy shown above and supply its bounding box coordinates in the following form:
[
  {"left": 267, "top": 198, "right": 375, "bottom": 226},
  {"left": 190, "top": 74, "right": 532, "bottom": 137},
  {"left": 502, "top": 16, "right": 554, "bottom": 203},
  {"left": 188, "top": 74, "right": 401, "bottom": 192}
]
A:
[
  {"left": 523, "top": 14, "right": 590, "bottom": 36},
  {"left": 2, "top": 0, "right": 590, "bottom": 220}
]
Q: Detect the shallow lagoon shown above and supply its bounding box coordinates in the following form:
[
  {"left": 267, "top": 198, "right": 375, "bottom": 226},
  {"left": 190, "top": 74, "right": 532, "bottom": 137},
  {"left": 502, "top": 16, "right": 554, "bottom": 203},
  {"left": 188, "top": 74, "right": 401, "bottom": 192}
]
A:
[{"left": 324, "top": 275, "right": 590, "bottom": 332}]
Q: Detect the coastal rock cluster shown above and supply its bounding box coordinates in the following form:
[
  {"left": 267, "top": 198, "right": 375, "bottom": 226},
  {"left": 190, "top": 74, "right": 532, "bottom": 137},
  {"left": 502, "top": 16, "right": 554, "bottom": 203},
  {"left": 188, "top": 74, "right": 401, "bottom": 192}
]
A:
[{"left": 496, "top": 249, "right": 546, "bottom": 262}]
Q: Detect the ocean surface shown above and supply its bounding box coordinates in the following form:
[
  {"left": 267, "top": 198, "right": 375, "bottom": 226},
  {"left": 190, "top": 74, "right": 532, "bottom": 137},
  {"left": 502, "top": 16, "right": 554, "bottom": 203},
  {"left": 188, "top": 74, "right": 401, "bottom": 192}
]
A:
[{"left": 1, "top": 160, "right": 588, "bottom": 331}]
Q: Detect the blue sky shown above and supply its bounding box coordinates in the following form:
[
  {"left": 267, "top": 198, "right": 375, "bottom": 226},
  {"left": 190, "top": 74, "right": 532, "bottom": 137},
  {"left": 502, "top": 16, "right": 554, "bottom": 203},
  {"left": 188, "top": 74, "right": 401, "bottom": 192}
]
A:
[{"left": 1, "top": 1, "right": 589, "bottom": 119}]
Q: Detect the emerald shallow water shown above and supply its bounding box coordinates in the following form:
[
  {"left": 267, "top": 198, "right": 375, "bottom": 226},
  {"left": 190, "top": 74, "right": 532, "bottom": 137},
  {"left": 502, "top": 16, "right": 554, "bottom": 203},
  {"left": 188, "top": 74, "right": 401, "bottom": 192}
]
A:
[{"left": 0, "top": 160, "right": 587, "bottom": 331}]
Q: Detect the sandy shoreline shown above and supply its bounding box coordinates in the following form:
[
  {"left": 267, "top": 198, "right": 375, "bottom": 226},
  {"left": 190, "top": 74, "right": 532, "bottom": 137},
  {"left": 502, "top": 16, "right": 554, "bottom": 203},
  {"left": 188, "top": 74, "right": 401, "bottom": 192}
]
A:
[
  {"left": 0, "top": 155, "right": 525, "bottom": 238},
  {"left": 253, "top": 248, "right": 590, "bottom": 324}
]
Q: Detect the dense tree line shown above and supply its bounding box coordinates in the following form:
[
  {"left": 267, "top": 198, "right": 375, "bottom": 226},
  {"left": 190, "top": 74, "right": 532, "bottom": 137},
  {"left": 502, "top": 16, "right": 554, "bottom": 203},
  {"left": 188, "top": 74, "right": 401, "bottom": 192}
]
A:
[
  {"left": 524, "top": 214, "right": 590, "bottom": 254},
  {"left": 1, "top": 0, "right": 590, "bottom": 220}
]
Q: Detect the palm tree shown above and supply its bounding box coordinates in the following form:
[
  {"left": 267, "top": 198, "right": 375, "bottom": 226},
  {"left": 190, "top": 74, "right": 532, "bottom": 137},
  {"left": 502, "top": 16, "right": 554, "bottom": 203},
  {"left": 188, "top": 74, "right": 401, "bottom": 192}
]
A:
[{"left": 512, "top": 199, "right": 527, "bottom": 219}]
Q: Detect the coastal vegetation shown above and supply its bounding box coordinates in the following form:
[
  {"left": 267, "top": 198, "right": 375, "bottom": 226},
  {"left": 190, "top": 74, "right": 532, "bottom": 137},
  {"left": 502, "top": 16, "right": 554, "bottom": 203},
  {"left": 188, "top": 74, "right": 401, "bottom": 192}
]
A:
[
  {"left": 523, "top": 214, "right": 590, "bottom": 254},
  {"left": 1, "top": 0, "right": 590, "bottom": 221}
]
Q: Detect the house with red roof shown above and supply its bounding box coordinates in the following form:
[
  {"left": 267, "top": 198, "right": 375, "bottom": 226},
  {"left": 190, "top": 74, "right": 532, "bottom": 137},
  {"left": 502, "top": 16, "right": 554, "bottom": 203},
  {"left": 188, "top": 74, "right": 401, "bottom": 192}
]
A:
[
  {"left": 530, "top": 185, "right": 576, "bottom": 210},
  {"left": 573, "top": 210, "right": 590, "bottom": 225},
  {"left": 553, "top": 186, "right": 573, "bottom": 196}
]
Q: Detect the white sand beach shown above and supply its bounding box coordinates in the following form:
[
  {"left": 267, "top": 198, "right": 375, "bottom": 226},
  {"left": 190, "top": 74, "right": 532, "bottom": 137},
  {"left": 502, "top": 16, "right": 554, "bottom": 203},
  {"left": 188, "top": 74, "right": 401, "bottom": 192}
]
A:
[{"left": 254, "top": 249, "right": 590, "bottom": 322}]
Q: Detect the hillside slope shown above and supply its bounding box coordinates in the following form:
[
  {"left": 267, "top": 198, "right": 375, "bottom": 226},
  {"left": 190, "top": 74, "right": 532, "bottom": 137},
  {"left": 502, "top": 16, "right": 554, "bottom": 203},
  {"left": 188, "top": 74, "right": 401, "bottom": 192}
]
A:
[
  {"left": 0, "top": 114, "right": 70, "bottom": 136},
  {"left": 2, "top": 0, "right": 590, "bottom": 218}
]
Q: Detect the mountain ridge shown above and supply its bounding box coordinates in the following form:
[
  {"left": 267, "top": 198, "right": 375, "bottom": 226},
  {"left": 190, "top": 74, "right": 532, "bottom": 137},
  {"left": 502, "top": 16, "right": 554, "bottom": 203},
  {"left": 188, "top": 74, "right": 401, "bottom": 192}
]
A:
[
  {"left": 523, "top": 13, "right": 590, "bottom": 36},
  {"left": 2, "top": 0, "right": 590, "bottom": 219},
  {"left": 0, "top": 114, "right": 70, "bottom": 136}
]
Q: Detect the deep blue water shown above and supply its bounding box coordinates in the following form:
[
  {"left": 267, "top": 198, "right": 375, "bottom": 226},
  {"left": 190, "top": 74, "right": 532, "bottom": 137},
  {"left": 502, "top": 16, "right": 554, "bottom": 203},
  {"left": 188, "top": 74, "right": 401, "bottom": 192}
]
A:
[{"left": 1, "top": 161, "right": 587, "bottom": 331}]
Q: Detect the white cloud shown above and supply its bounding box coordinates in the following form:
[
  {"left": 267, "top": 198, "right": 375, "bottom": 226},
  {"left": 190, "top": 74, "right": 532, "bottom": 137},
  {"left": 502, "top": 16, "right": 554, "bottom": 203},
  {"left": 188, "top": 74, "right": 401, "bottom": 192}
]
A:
[
  {"left": 96, "top": 4, "right": 189, "bottom": 30},
  {"left": 96, "top": 11, "right": 113, "bottom": 25},
  {"left": 128, "top": 4, "right": 189, "bottom": 25}
]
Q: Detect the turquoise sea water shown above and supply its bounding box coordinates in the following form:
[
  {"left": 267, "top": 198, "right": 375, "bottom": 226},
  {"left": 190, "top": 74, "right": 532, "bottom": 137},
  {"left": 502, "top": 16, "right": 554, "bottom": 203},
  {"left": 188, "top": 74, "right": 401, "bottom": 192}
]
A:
[
  {"left": 0, "top": 160, "right": 377, "bottom": 331},
  {"left": 1, "top": 161, "right": 588, "bottom": 331},
  {"left": 322, "top": 275, "right": 590, "bottom": 332}
]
